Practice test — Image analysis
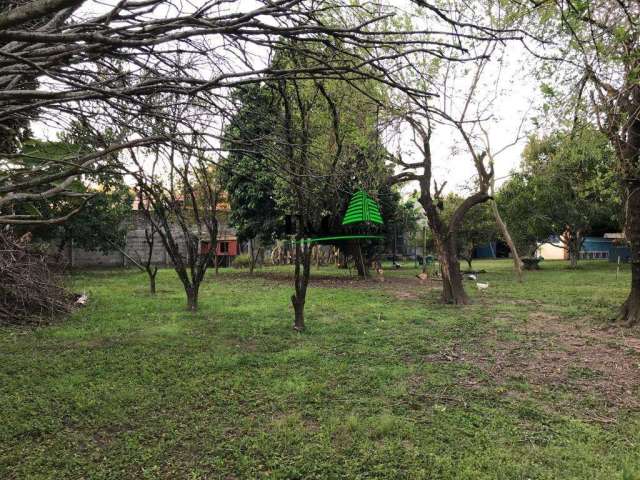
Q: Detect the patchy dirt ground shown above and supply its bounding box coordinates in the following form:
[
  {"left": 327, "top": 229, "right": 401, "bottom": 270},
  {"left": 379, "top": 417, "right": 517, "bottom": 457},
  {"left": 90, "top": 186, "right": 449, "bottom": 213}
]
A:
[
  {"left": 226, "top": 270, "right": 440, "bottom": 300},
  {"left": 424, "top": 311, "right": 640, "bottom": 421}
]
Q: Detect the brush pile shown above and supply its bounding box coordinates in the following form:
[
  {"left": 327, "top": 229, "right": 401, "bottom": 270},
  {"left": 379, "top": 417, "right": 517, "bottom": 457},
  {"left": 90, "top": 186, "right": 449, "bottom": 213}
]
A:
[{"left": 0, "top": 231, "right": 72, "bottom": 325}]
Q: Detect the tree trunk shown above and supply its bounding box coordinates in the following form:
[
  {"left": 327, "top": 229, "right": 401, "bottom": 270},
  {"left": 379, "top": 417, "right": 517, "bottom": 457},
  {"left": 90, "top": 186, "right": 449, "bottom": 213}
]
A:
[
  {"left": 437, "top": 237, "right": 471, "bottom": 305},
  {"left": 56, "top": 237, "right": 67, "bottom": 264},
  {"left": 489, "top": 198, "right": 523, "bottom": 282},
  {"left": 420, "top": 194, "right": 475, "bottom": 305},
  {"left": 337, "top": 251, "right": 348, "bottom": 269},
  {"left": 291, "top": 241, "right": 311, "bottom": 331},
  {"left": 352, "top": 242, "right": 368, "bottom": 277},
  {"left": 569, "top": 247, "right": 578, "bottom": 268},
  {"left": 619, "top": 182, "right": 640, "bottom": 326},
  {"left": 355, "top": 256, "right": 366, "bottom": 277},
  {"left": 147, "top": 268, "right": 157, "bottom": 295},
  {"left": 248, "top": 238, "right": 255, "bottom": 275},
  {"left": 566, "top": 231, "right": 581, "bottom": 268},
  {"left": 186, "top": 284, "right": 199, "bottom": 311},
  {"left": 619, "top": 262, "right": 640, "bottom": 326}
]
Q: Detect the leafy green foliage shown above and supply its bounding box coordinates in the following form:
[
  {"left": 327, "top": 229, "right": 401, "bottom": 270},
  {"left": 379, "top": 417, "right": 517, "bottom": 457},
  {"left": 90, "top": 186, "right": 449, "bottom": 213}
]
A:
[
  {"left": 11, "top": 139, "right": 133, "bottom": 253},
  {"left": 497, "top": 127, "right": 620, "bottom": 256},
  {"left": 219, "top": 72, "right": 407, "bottom": 251}
]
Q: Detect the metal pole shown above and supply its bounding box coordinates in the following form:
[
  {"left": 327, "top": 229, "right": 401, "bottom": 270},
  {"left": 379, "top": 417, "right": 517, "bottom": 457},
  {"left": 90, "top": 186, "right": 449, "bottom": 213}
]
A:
[
  {"left": 422, "top": 224, "right": 427, "bottom": 273},
  {"left": 393, "top": 224, "right": 397, "bottom": 265}
]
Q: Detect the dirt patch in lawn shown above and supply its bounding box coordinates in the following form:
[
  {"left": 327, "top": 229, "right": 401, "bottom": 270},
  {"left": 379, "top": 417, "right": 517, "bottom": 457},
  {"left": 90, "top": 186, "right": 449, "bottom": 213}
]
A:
[
  {"left": 226, "top": 270, "right": 439, "bottom": 300},
  {"left": 467, "top": 312, "right": 640, "bottom": 418},
  {"left": 419, "top": 311, "right": 640, "bottom": 421}
]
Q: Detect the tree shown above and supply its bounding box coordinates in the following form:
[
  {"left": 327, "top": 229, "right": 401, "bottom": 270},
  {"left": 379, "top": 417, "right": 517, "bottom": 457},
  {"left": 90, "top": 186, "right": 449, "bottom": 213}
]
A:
[
  {"left": 498, "top": 128, "right": 620, "bottom": 267},
  {"left": 129, "top": 144, "right": 219, "bottom": 311},
  {"left": 439, "top": 194, "right": 497, "bottom": 271},
  {"left": 222, "top": 40, "right": 424, "bottom": 327},
  {"left": 1, "top": 0, "right": 488, "bottom": 225},
  {"left": 218, "top": 86, "right": 285, "bottom": 247},
  {"left": 387, "top": 29, "right": 505, "bottom": 304},
  {"left": 495, "top": 172, "right": 552, "bottom": 258},
  {"left": 522, "top": 0, "right": 640, "bottom": 322},
  {"left": 118, "top": 89, "right": 222, "bottom": 312},
  {"left": 220, "top": 64, "right": 397, "bottom": 273}
]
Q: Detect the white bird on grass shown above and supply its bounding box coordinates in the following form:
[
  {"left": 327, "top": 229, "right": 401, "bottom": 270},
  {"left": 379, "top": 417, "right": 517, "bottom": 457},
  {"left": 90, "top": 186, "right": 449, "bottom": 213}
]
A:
[{"left": 476, "top": 282, "right": 489, "bottom": 291}]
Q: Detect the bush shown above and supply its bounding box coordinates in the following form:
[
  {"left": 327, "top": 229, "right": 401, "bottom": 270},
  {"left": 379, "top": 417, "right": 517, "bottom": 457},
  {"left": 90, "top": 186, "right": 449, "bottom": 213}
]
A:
[
  {"left": 231, "top": 253, "right": 252, "bottom": 269},
  {"left": 0, "top": 231, "right": 72, "bottom": 325}
]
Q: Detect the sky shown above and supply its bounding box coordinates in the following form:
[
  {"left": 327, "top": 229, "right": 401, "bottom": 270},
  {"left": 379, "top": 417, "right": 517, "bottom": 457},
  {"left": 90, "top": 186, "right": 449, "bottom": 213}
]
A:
[{"left": 415, "top": 43, "right": 541, "bottom": 194}]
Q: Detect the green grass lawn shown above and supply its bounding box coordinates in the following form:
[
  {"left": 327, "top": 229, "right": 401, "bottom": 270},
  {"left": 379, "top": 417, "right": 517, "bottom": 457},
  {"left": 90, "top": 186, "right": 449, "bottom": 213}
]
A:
[{"left": 1, "top": 259, "right": 640, "bottom": 479}]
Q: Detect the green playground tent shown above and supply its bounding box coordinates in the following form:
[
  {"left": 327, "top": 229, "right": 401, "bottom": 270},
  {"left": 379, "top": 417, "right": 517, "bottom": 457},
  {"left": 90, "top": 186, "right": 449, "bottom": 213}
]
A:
[{"left": 297, "top": 190, "right": 384, "bottom": 244}]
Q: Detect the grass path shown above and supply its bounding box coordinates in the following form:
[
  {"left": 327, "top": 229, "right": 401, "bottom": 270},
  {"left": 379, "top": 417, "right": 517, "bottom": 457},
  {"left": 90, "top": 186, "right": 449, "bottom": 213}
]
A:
[{"left": 1, "top": 260, "right": 639, "bottom": 479}]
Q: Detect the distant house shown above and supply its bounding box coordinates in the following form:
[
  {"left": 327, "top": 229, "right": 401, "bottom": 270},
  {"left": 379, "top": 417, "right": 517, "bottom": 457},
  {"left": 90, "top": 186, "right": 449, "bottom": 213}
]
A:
[
  {"left": 535, "top": 233, "right": 630, "bottom": 262},
  {"left": 580, "top": 236, "right": 613, "bottom": 260}
]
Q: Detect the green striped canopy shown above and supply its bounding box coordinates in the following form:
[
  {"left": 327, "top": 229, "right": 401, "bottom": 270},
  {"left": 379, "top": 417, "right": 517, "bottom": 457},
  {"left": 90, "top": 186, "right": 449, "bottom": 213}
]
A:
[{"left": 341, "top": 190, "right": 384, "bottom": 226}]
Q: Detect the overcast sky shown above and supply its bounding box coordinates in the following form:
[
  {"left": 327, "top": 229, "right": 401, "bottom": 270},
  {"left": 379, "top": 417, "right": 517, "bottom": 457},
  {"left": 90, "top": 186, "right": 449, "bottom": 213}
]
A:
[
  {"left": 34, "top": 0, "right": 544, "bottom": 196},
  {"left": 415, "top": 43, "right": 541, "bottom": 194}
]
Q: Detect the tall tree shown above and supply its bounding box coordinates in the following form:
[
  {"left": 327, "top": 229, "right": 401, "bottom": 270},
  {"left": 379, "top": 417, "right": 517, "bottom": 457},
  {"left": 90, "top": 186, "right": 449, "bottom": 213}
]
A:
[
  {"left": 221, "top": 46, "right": 403, "bottom": 327},
  {"left": 218, "top": 86, "right": 285, "bottom": 246},
  {"left": 388, "top": 32, "right": 506, "bottom": 304},
  {"left": 392, "top": 113, "right": 493, "bottom": 304},
  {"left": 523, "top": 0, "right": 640, "bottom": 323}
]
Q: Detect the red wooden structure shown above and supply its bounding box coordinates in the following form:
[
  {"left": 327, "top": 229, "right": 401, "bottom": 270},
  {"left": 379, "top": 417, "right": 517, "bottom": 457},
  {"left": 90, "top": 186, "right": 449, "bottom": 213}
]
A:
[{"left": 200, "top": 238, "right": 238, "bottom": 266}]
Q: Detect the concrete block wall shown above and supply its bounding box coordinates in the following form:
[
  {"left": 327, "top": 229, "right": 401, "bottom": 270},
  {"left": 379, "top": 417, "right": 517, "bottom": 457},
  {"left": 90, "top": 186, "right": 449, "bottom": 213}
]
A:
[{"left": 69, "top": 227, "right": 196, "bottom": 268}]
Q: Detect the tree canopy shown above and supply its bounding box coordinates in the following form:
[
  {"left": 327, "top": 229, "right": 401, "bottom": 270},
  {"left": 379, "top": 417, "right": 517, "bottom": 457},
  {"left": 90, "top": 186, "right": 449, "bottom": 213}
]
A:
[
  {"left": 11, "top": 139, "right": 132, "bottom": 255},
  {"left": 497, "top": 126, "right": 620, "bottom": 263},
  {"left": 219, "top": 67, "right": 401, "bottom": 249}
]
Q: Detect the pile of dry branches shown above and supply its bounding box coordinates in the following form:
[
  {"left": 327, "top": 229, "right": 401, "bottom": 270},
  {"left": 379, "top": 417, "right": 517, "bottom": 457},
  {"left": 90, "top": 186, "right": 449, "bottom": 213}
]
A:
[{"left": 0, "top": 231, "right": 72, "bottom": 325}]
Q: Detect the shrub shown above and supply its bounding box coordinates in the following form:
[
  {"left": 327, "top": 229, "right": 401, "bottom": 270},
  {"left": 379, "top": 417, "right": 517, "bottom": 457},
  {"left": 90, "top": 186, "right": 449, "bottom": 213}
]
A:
[{"left": 231, "top": 253, "right": 252, "bottom": 269}]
